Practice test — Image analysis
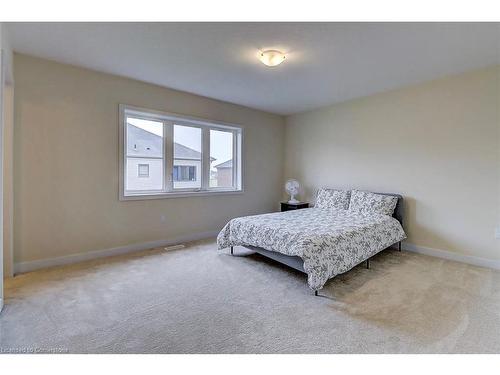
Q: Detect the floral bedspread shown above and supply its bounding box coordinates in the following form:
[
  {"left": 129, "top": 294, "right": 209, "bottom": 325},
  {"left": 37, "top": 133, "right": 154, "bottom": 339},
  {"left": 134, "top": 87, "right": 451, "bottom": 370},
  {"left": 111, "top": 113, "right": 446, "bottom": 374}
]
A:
[{"left": 217, "top": 208, "right": 406, "bottom": 290}]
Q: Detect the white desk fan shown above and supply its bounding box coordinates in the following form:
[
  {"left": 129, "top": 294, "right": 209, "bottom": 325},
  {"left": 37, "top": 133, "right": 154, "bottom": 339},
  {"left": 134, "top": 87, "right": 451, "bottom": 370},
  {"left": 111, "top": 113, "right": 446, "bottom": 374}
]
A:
[{"left": 285, "top": 179, "right": 301, "bottom": 204}]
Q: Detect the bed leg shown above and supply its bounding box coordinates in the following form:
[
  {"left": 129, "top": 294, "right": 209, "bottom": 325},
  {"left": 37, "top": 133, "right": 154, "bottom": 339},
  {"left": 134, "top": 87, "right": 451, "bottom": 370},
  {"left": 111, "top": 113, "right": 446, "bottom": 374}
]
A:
[
  {"left": 366, "top": 259, "right": 370, "bottom": 269},
  {"left": 398, "top": 241, "right": 402, "bottom": 252},
  {"left": 230, "top": 246, "right": 233, "bottom": 255},
  {"left": 314, "top": 291, "right": 318, "bottom": 296}
]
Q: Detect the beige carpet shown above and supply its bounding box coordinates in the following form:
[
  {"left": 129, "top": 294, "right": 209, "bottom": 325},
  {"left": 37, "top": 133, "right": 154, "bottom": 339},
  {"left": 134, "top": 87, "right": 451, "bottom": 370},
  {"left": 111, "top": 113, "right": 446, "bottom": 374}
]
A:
[{"left": 1, "top": 239, "right": 499, "bottom": 353}]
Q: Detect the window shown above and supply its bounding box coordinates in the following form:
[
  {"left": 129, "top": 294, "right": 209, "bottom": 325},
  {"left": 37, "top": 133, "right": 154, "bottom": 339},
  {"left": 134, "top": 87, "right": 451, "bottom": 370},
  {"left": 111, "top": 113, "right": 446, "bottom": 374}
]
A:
[
  {"left": 173, "top": 125, "right": 202, "bottom": 190},
  {"left": 138, "top": 164, "right": 150, "bottom": 178},
  {"left": 210, "top": 129, "right": 234, "bottom": 188},
  {"left": 120, "top": 105, "right": 243, "bottom": 199},
  {"left": 125, "top": 117, "right": 163, "bottom": 192},
  {"left": 173, "top": 166, "right": 196, "bottom": 181}
]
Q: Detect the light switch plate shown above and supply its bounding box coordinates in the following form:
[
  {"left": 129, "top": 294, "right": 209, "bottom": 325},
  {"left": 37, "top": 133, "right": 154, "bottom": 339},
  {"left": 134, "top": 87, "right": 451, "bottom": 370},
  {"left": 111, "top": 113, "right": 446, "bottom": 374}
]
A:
[{"left": 496, "top": 226, "right": 500, "bottom": 240}]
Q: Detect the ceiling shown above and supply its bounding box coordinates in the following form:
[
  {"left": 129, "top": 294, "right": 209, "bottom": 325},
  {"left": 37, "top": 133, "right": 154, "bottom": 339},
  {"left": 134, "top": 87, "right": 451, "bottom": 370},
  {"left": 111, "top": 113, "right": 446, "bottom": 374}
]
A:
[{"left": 7, "top": 23, "right": 500, "bottom": 115}]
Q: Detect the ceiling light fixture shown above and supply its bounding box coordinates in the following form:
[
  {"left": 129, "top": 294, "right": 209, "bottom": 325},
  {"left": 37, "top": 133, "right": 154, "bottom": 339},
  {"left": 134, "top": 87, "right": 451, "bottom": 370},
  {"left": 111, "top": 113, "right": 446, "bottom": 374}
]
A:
[{"left": 258, "top": 50, "right": 286, "bottom": 67}]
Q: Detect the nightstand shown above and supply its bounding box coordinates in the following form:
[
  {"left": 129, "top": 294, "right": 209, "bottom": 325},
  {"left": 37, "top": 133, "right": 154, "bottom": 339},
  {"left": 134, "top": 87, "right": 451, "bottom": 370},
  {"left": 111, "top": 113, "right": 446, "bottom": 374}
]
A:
[{"left": 281, "top": 202, "right": 309, "bottom": 212}]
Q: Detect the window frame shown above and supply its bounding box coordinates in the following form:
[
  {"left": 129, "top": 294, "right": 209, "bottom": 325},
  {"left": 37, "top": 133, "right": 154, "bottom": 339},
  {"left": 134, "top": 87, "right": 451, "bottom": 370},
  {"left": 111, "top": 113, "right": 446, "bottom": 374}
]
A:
[{"left": 119, "top": 104, "right": 244, "bottom": 200}]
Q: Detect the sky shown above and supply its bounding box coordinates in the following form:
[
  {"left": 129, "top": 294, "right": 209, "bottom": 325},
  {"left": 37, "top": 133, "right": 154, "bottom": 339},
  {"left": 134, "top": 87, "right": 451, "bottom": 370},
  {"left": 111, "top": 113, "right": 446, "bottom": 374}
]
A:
[{"left": 128, "top": 117, "right": 233, "bottom": 169}]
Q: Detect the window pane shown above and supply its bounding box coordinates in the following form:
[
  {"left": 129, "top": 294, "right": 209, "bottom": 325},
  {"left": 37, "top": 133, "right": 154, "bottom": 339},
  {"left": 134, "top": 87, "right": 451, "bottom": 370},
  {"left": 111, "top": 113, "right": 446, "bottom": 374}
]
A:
[
  {"left": 210, "top": 129, "right": 233, "bottom": 188},
  {"left": 189, "top": 166, "right": 196, "bottom": 181},
  {"left": 173, "top": 125, "right": 202, "bottom": 189},
  {"left": 126, "top": 158, "right": 163, "bottom": 190},
  {"left": 126, "top": 117, "right": 164, "bottom": 191},
  {"left": 127, "top": 117, "right": 163, "bottom": 158},
  {"left": 173, "top": 165, "right": 198, "bottom": 182}
]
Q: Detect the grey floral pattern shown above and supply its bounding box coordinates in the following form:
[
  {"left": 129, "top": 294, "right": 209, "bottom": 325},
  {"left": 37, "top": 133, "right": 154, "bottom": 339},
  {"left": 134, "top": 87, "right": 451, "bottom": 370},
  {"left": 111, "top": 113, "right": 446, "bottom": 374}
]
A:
[
  {"left": 217, "top": 207, "right": 406, "bottom": 291},
  {"left": 315, "top": 188, "right": 350, "bottom": 210},
  {"left": 349, "top": 190, "right": 398, "bottom": 216}
]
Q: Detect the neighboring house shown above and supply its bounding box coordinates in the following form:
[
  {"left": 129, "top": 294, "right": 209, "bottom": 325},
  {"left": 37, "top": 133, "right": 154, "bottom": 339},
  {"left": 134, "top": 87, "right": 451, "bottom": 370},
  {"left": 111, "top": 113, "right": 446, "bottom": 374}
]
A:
[
  {"left": 126, "top": 124, "right": 206, "bottom": 190},
  {"left": 172, "top": 142, "right": 204, "bottom": 189},
  {"left": 213, "top": 159, "right": 233, "bottom": 188}
]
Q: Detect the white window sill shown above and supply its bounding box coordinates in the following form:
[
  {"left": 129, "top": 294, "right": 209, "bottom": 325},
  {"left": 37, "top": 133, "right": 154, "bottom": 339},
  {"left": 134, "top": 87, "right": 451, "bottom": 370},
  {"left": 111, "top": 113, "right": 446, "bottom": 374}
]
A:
[{"left": 120, "top": 189, "right": 244, "bottom": 201}]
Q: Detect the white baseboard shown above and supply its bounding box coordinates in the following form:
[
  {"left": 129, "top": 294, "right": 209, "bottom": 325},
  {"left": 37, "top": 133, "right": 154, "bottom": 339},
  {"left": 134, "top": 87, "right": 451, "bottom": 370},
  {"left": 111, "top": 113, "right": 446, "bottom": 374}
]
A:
[
  {"left": 14, "top": 230, "right": 219, "bottom": 275},
  {"left": 402, "top": 242, "right": 500, "bottom": 270}
]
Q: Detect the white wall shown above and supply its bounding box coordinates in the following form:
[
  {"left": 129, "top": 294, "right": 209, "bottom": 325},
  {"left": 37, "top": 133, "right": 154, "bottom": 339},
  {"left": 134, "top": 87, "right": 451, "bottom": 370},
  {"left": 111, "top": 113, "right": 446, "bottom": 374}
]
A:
[
  {"left": 1, "top": 22, "right": 14, "bottom": 280},
  {"left": 13, "top": 53, "right": 285, "bottom": 267},
  {"left": 285, "top": 66, "right": 500, "bottom": 262},
  {"left": 0, "top": 26, "right": 4, "bottom": 310},
  {"left": 11, "top": 52, "right": 499, "bottom": 273},
  {"left": 0, "top": 22, "right": 14, "bottom": 309},
  {"left": 2, "top": 81, "right": 13, "bottom": 278}
]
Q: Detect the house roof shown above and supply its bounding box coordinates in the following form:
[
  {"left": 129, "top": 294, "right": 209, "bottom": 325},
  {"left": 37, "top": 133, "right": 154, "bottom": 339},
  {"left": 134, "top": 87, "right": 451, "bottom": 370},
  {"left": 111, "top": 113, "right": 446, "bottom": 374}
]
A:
[
  {"left": 127, "top": 123, "right": 206, "bottom": 160},
  {"left": 213, "top": 159, "right": 232, "bottom": 169},
  {"left": 174, "top": 142, "right": 202, "bottom": 160}
]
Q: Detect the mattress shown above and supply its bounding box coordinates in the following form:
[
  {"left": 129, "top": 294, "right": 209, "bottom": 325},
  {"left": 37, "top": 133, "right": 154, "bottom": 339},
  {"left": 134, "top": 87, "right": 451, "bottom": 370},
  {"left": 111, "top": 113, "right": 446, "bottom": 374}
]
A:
[{"left": 217, "top": 207, "right": 407, "bottom": 290}]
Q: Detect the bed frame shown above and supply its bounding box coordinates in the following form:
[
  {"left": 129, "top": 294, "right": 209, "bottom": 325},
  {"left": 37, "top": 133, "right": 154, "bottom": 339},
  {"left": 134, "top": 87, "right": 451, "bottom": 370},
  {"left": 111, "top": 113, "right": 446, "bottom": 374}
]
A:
[{"left": 230, "top": 192, "right": 404, "bottom": 296}]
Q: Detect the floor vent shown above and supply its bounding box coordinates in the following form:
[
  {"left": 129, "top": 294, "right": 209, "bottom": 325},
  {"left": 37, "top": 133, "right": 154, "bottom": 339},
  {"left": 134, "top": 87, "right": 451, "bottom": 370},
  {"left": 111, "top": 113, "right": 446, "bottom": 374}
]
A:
[{"left": 163, "top": 244, "right": 186, "bottom": 252}]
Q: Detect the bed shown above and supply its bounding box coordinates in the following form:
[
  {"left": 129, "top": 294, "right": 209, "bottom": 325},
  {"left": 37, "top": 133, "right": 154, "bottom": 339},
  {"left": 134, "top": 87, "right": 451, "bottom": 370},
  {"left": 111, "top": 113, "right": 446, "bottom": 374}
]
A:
[{"left": 217, "top": 189, "right": 407, "bottom": 294}]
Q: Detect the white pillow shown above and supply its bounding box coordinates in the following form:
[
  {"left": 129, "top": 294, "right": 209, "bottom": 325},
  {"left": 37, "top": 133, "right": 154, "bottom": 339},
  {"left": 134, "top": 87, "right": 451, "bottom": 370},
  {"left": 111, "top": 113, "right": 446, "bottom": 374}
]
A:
[
  {"left": 349, "top": 190, "right": 398, "bottom": 216},
  {"left": 315, "top": 188, "right": 351, "bottom": 210}
]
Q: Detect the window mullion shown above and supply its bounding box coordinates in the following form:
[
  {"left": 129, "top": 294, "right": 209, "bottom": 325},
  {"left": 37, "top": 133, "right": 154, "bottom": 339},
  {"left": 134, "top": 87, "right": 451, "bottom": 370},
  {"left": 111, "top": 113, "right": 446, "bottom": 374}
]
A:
[
  {"left": 232, "top": 130, "right": 238, "bottom": 189},
  {"left": 201, "top": 127, "right": 210, "bottom": 191},
  {"left": 237, "top": 130, "right": 242, "bottom": 190},
  {"left": 164, "top": 121, "right": 173, "bottom": 192},
  {"left": 121, "top": 109, "right": 127, "bottom": 198}
]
